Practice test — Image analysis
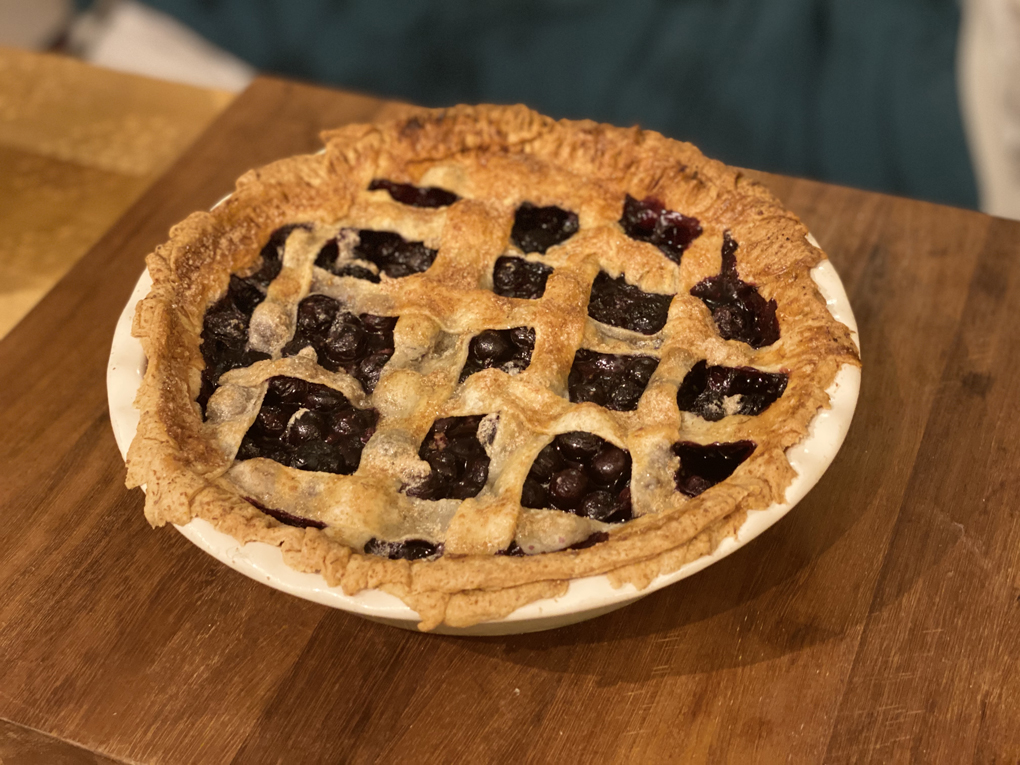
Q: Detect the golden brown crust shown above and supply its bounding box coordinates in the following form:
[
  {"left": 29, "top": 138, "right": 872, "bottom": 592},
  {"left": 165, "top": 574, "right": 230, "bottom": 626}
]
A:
[{"left": 126, "top": 104, "right": 859, "bottom": 630}]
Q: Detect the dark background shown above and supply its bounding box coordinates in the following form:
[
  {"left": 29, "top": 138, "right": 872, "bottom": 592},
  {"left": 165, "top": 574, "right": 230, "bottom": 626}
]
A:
[{"left": 101, "top": 0, "right": 978, "bottom": 209}]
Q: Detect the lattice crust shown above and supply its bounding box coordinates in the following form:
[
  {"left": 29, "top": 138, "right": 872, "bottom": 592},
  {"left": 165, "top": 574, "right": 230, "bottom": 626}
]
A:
[{"left": 126, "top": 104, "right": 860, "bottom": 630}]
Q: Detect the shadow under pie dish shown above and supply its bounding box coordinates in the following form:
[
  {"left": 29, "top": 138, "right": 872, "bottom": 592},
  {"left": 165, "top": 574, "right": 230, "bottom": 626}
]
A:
[{"left": 116, "top": 104, "right": 861, "bottom": 633}]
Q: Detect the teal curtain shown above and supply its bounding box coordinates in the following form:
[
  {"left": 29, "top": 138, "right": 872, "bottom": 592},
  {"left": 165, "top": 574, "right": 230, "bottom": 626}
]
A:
[{"left": 139, "top": 0, "right": 977, "bottom": 209}]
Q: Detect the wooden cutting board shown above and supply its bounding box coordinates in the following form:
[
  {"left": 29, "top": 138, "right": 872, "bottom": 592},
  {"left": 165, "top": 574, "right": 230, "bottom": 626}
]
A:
[{"left": 1, "top": 76, "right": 1018, "bottom": 764}]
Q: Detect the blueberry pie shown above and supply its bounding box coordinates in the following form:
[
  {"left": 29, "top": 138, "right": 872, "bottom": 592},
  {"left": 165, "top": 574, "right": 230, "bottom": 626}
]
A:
[{"left": 126, "top": 105, "right": 859, "bottom": 630}]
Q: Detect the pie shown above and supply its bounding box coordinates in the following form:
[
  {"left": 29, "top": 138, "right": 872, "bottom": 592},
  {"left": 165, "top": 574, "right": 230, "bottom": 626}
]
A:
[{"left": 125, "top": 104, "right": 860, "bottom": 630}]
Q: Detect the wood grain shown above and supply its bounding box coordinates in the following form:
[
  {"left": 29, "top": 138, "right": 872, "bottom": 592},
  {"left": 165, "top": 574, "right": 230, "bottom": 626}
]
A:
[
  {"left": 0, "top": 47, "right": 233, "bottom": 339},
  {"left": 0, "top": 75, "right": 1018, "bottom": 764},
  {"left": 0, "top": 719, "right": 127, "bottom": 765}
]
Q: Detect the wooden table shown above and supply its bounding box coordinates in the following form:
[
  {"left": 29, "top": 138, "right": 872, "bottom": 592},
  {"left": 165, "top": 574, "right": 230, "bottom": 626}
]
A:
[
  {"left": 0, "top": 47, "right": 233, "bottom": 339},
  {"left": 2, "top": 61, "right": 1019, "bottom": 765}
]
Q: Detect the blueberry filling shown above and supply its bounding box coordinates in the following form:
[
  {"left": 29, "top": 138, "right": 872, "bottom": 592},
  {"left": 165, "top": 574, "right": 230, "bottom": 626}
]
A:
[
  {"left": 521, "top": 432, "right": 633, "bottom": 524},
  {"left": 587, "top": 271, "right": 673, "bottom": 335},
  {"left": 677, "top": 360, "right": 788, "bottom": 421},
  {"left": 492, "top": 255, "right": 552, "bottom": 299},
  {"left": 497, "top": 540, "right": 526, "bottom": 557},
  {"left": 368, "top": 178, "right": 459, "bottom": 208},
  {"left": 315, "top": 238, "right": 380, "bottom": 283},
  {"left": 250, "top": 223, "right": 307, "bottom": 288},
  {"left": 619, "top": 194, "right": 702, "bottom": 264},
  {"left": 363, "top": 537, "right": 443, "bottom": 560},
  {"left": 510, "top": 202, "right": 579, "bottom": 254},
  {"left": 406, "top": 415, "right": 493, "bottom": 501},
  {"left": 568, "top": 531, "right": 610, "bottom": 550},
  {"left": 236, "top": 376, "right": 378, "bottom": 474},
  {"left": 197, "top": 225, "right": 306, "bottom": 414},
  {"left": 690, "top": 232, "right": 780, "bottom": 348},
  {"left": 315, "top": 229, "right": 437, "bottom": 280},
  {"left": 281, "top": 294, "right": 395, "bottom": 393},
  {"left": 459, "top": 327, "right": 535, "bottom": 382},
  {"left": 244, "top": 496, "right": 326, "bottom": 530},
  {"left": 569, "top": 349, "right": 659, "bottom": 411},
  {"left": 498, "top": 530, "right": 610, "bottom": 557},
  {"left": 673, "top": 440, "right": 756, "bottom": 497}
]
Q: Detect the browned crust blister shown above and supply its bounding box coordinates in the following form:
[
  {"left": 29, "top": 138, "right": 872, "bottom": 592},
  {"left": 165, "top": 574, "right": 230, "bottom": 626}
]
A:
[{"left": 125, "top": 104, "right": 859, "bottom": 630}]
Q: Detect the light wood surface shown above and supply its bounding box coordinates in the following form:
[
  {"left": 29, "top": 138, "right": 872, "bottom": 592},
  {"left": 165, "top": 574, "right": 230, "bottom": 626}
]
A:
[
  {"left": 1, "top": 69, "right": 1019, "bottom": 765},
  {"left": 0, "top": 47, "right": 233, "bottom": 339}
]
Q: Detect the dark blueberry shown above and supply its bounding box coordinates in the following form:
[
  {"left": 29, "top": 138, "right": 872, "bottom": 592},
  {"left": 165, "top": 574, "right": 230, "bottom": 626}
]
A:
[
  {"left": 354, "top": 352, "right": 391, "bottom": 393},
  {"left": 459, "top": 327, "right": 535, "bottom": 383},
  {"left": 360, "top": 313, "right": 398, "bottom": 333},
  {"left": 363, "top": 538, "right": 443, "bottom": 561},
  {"left": 430, "top": 416, "right": 458, "bottom": 437},
  {"left": 238, "top": 377, "right": 375, "bottom": 474},
  {"left": 251, "top": 224, "right": 306, "bottom": 287},
  {"left": 521, "top": 478, "right": 547, "bottom": 508},
  {"left": 510, "top": 202, "right": 579, "bottom": 254},
  {"left": 324, "top": 319, "right": 365, "bottom": 362},
  {"left": 405, "top": 415, "right": 493, "bottom": 501},
  {"left": 529, "top": 443, "right": 565, "bottom": 481},
  {"left": 492, "top": 255, "right": 552, "bottom": 299},
  {"left": 314, "top": 239, "right": 339, "bottom": 270},
  {"left": 472, "top": 330, "right": 511, "bottom": 362},
  {"left": 522, "top": 432, "right": 633, "bottom": 524},
  {"left": 244, "top": 497, "right": 327, "bottom": 530},
  {"left": 268, "top": 376, "right": 308, "bottom": 406},
  {"left": 235, "top": 437, "right": 261, "bottom": 461},
  {"left": 594, "top": 354, "right": 627, "bottom": 376},
  {"left": 324, "top": 407, "right": 358, "bottom": 441},
  {"left": 228, "top": 275, "right": 266, "bottom": 315},
  {"left": 334, "top": 264, "right": 381, "bottom": 283},
  {"left": 509, "top": 326, "right": 536, "bottom": 349},
  {"left": 605, "top": 487, "right": 634, "bottom": 524},
  {"left": 288, "top": 411, "right": 326, "bottom": 445},
  {"left": 282, "top": 306, "right": 395, "bottom": 394},
  {"left": 619, "top": 194, "right": 703, "bottom": 264},
  {"left": 280, "top": 335, "right": 310, "bottom": 358},
  {"left": 362, "top": 334, "right": 391, "bottom": 358},
  {"left": 608, "top": 380, "right": 645, "bottom": 411},
  {"left": 369, "top": 178, "right": 459, "bottom": 208},
  {"left": 677, "top": 360, "right": 788, "bottom": 421},
  {"left": 197, "top": 284, "right": 270, "bottom": 414},
  {"left": 690, "top": 232, "right": 780, "bottom": 348},
  {"left": 305, "top": 384, "right": 347, "bottom": 412},
  {"left": 451, "top": 456, "right": 490, "bottom": 499},
  {"left": 673, "top": 440, "right": 757, "bottom": 497},
  {"left": 629, "top": 356, "right": 660, "bottom": 382},
  {"left": 203, "top": 297, "right": 248, "bottom": 345},
  {"left": 569, "top": 349, "right": 658, "bottom": 412},
  {"left": 355, "top": 229, "right": 437, "bottom": 279},
  {"left": 296, "top": 294, "right": 340, "bottom": 335},
  {"left": 289, "top": 441, "right": 342, "bottom": 473},
  {"left": 567, "top": 531, "right": 610, "bottom": 550},
  {"left": 587, "top": 272, "right": 673, "bottom": 335},
  {"left": 405, "top": 473, "right": 443, "bottom": 500},
  {"left": 197, "top": 375, "right": 217, "bottom": 415},
  {"left": 590, "top": 444, "right": 630, "bottom": 487},
  {"left": 574, "top": 380, "right": 605, "bottom": 406},
  {"left": 555, "top": 431, "right": 602, "bottom": 462},
  {"left": 498, "top": 540, "right": 527, "bottom": 557},
  {"left": 548, "top": 468, "right": 589, "bottom": 509},
  {"left": 256, "top": 404, "right": 288, "bottom": 435},
  {"left": 579, "top": 490, "right": 617, "bottom": 522},
  {"left": 462, "top": 456, "right": 490, "bottom": 487},
  {"left": 427, "top": 449, "right": 460, "bottom": 485}
]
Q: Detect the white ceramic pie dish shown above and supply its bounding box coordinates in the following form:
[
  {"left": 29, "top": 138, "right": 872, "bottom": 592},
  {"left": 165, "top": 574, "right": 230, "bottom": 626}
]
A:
[{"left": 107, "top": 233, "right": 859, "bottom": 636}]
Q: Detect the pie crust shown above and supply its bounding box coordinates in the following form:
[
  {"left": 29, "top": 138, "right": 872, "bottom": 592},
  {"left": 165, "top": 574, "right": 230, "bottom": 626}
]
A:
[{"left": 125, "top": 104, "right": 860, "bottom": 630}]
